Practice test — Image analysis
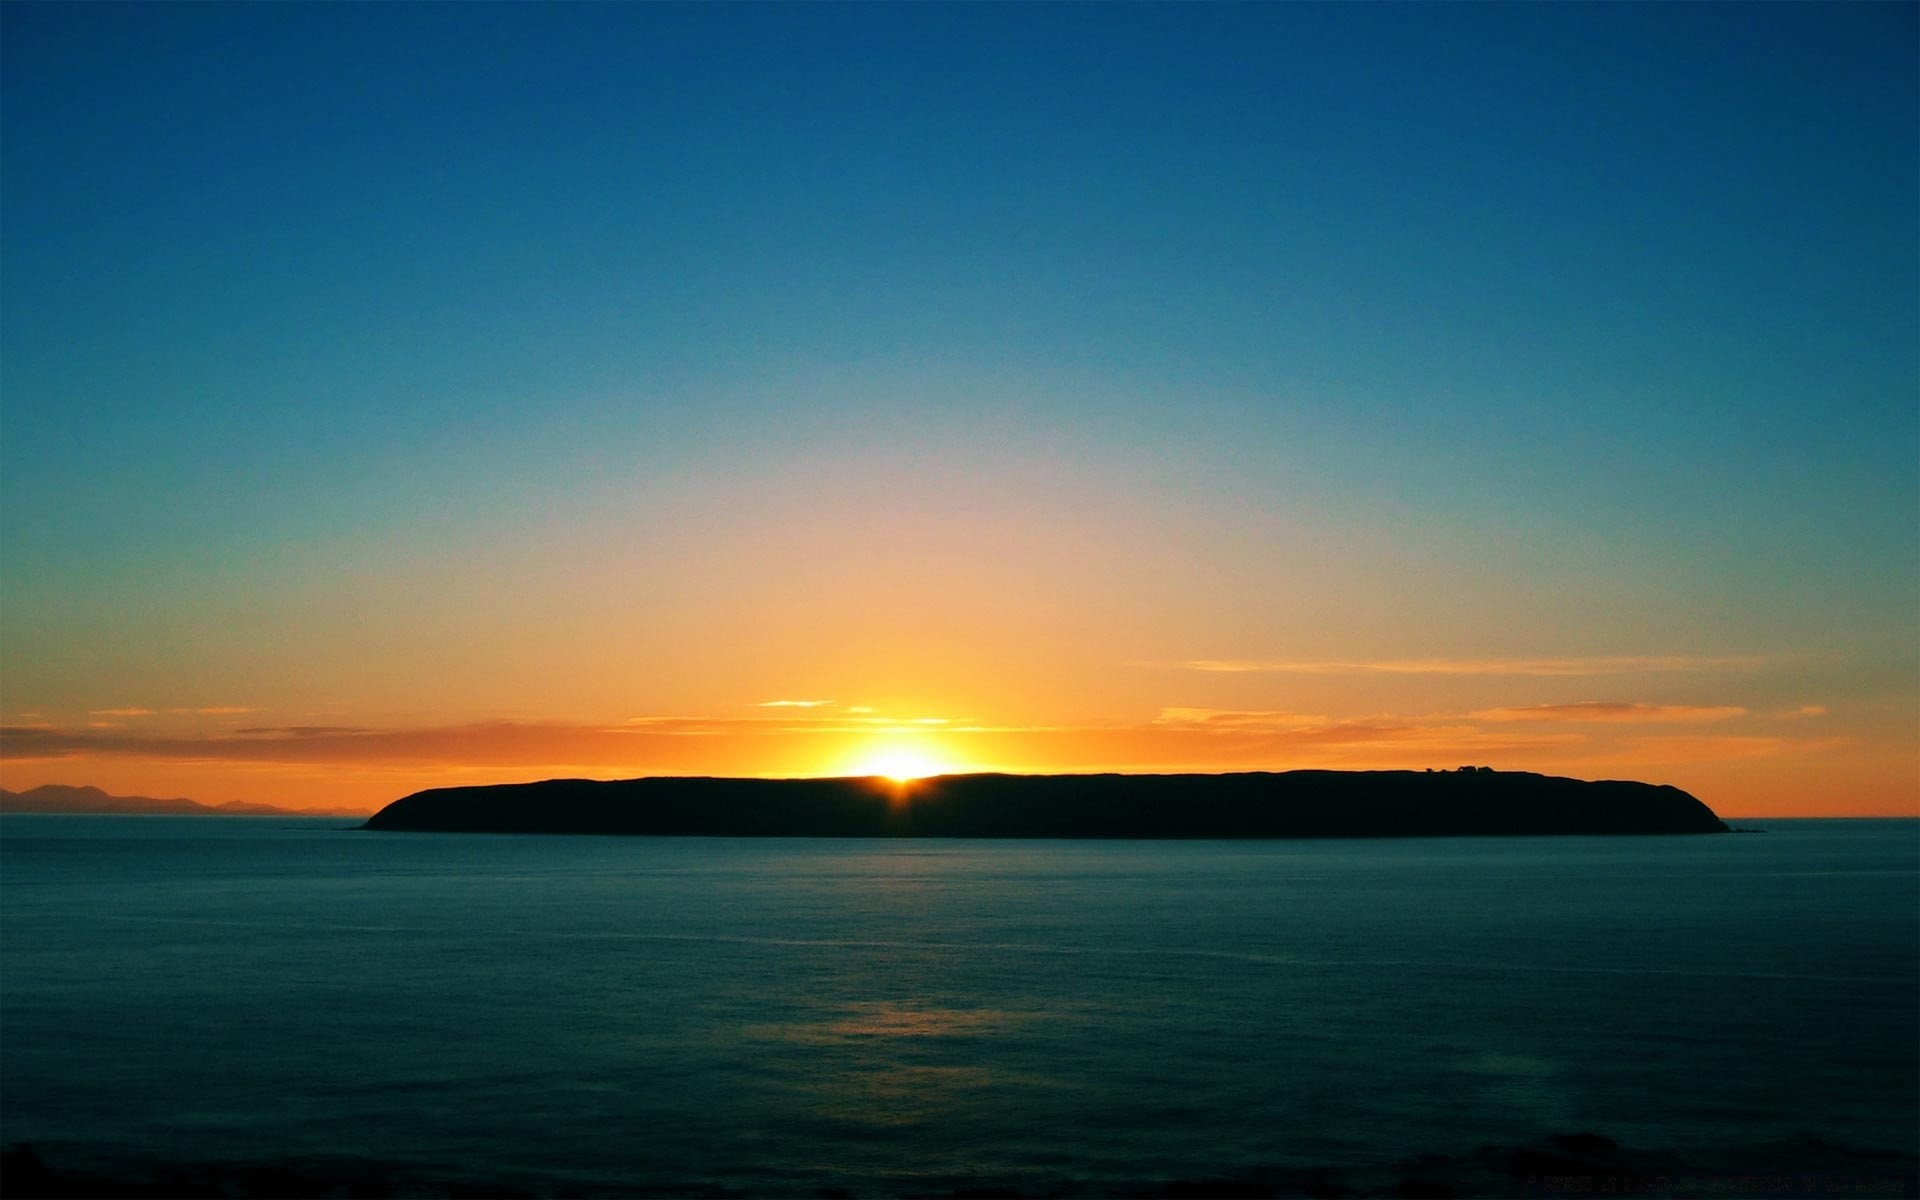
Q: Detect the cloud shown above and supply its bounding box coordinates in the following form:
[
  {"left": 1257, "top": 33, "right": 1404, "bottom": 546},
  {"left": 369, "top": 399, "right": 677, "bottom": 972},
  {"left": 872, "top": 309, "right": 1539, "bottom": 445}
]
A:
[
  {"left": 1470, "top": 703, "right": 1747, "bottom": 724},
  {"left": 756, "top": 699, "right": 834, "bottom": 708},
  {"left": 2, "top": 721, "right": 676, "bottom": 767},
  {"left": 1153, "top": 708, "right": 1328, "bottom": 730},
  {"left": 0, "top": 706, "right": 1853, "bottom": 779},
  {"left": 621, "top": 716, "right": 743, "bottom": 736},
  {"left": 0, "top": 714, "right": 1498, "bottom": 770},
  {"left": 82, "top": 705, "right": 251, "bottom": 719},
  {"left": 0, "top": 717, "right": 1038, "bottom": 773},
  {"left": 1165, "top": 656, "right": 1763, "bottom": 677},
  {"left": 1258, "top": 720, "right": 1586, "bottom": 753},
  {"left": 626, "top": 712, "right": 965, "bottom": 736},
  {"left": 1779, "top": 705, "right": 1828, "bottom": 719}
]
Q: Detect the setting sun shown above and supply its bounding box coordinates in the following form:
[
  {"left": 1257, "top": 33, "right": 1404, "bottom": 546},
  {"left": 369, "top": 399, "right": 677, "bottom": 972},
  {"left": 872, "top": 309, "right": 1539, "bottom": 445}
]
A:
[{"left": 852, "top": 746, "right": 951, "bottom": 784}]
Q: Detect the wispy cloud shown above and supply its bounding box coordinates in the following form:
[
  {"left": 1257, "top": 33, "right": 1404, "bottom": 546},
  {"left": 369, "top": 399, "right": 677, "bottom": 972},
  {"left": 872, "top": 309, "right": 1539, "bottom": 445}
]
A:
[
  {"left": 81, "top": 705, "right": 251, "bottom": 719},
  {"left": 623, "top": 712, "right": 964, "bottom": 737},
  {"left": 1152, "top": 708, "right": 1327, "bottom": 730},
  {"left": 4, "top": 721, "right": 684, "bottom": 767},
  {"left": 623, "top": 716, "right": 756, "bottom": 735},
  {"left": 0, "top": 716, "right": 1583, "bottom": 772},
  {"left": 0, "top": 705, "right": 1857, "bottom": 780},
  {"left": 1252, "top": 720, "right": 1585, "bottom": 753},
  {"left": 1470, "top": 702, "right": 1747, "bottom": 724},
  {"left": 1166, "top": 656, "right": 1763, "bottom": 677},
  {"left": 756, "top": 699, "right": 834, "bottom": 708}
]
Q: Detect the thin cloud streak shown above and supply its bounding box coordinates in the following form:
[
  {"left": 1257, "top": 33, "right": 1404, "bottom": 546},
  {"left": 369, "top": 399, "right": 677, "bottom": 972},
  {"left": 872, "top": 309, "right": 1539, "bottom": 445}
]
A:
[
  {"left": 0, "top": 707, "right": 1853, "bottom": 778},
  {"left": 622, "top": 714, "right": 962, "bottom": 736},
  {"left": 1470, "top": 703, "right": 1747, "bottom": 723},
  {"left": 0, "top": 716, "right": 1580, "bottom": 768},
  {"left": 70, "top": 706, "right": 251, "bottom": 719},
  {"left": 1168, "top": 656, "right": 1766, "bottom": 677},
  {"left": 1152, "top": 708, "right": 1329, "bottom": 730}
]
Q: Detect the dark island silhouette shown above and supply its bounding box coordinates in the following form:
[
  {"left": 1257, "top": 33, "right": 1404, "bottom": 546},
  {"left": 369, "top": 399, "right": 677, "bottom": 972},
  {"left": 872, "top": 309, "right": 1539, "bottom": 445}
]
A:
[{"left": 362, "top": 768, "right": 1728, "bottom": 837}]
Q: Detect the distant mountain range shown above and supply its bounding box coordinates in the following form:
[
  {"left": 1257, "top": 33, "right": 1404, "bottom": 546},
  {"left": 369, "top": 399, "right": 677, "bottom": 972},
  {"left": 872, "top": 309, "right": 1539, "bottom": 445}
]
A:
[{"left": 0, "top": 784, "right": 364, "bottom": 818}]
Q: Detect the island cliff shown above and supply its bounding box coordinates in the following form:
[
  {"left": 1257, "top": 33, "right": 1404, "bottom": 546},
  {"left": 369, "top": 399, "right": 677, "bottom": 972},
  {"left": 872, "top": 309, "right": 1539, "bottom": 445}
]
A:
[{"left": 362, "top": 769, "right": 1728, "bottom": 837}]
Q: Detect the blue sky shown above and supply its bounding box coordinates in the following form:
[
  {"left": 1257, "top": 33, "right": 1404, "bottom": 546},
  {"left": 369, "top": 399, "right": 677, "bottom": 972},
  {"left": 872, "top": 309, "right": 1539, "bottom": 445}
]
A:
[{"left": 2, "top": 3, "right": 1914, "bottom": 812}]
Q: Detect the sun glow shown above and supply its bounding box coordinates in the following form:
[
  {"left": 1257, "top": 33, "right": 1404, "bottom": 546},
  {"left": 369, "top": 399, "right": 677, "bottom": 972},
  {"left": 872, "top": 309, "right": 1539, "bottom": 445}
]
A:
[{"left": 852, "top": 745, "right": 952, "bottom": 784}]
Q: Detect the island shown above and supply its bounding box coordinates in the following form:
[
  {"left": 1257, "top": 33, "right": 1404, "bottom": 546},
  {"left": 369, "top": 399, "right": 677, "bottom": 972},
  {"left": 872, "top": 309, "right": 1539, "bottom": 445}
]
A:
[{"left": 362, "top": 768, "right": 1728, "bottom": 837}]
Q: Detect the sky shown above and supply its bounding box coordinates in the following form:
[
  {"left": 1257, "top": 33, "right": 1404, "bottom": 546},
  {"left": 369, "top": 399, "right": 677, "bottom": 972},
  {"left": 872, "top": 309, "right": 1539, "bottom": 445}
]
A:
[{"left": 2, "top": 3, "right": 1914, "bottom": 817}]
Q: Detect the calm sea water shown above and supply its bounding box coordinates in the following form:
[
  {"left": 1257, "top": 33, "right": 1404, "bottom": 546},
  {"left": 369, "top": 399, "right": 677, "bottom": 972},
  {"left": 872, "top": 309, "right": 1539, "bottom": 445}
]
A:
[{"left": 2, "top": 816, "right": 1915, "bottom": 1195}]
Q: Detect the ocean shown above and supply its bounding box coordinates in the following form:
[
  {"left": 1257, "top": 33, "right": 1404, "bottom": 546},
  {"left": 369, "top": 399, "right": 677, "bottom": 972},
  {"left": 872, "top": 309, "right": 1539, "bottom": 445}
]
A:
[{"left": 1, "top": 815, "right": 1914, "bottom": 1197}]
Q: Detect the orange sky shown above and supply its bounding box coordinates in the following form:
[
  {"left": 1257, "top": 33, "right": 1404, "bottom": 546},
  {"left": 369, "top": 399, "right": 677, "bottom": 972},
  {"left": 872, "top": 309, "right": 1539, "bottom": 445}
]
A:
[
  {"left": 3, "top": 444, "right": 1914, "bottom": 818},
  {"left": 3, "top": 655, "right": 1912, "bottom": 817}
]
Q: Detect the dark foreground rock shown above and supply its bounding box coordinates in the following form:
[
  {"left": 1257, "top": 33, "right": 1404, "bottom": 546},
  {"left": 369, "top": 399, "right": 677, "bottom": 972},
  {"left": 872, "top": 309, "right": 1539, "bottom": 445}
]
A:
[
  {"left": 363, "top": 769, "right": 1728, "bottom": 838},
  {"left": 6, "top": 1133, "right": 1912, "bottom": 1199}
]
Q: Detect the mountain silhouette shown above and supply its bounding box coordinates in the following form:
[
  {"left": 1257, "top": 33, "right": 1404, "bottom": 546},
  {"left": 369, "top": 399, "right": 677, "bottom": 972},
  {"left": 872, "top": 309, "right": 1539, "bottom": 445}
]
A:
[{"left": 0, "top": 784, "right": 361, "bottom": 818}]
